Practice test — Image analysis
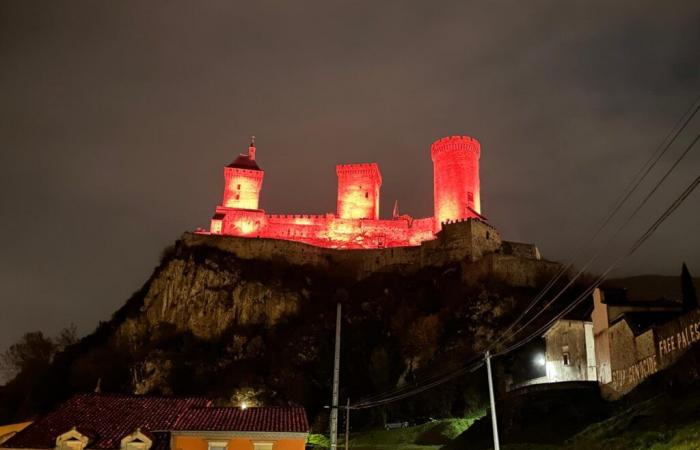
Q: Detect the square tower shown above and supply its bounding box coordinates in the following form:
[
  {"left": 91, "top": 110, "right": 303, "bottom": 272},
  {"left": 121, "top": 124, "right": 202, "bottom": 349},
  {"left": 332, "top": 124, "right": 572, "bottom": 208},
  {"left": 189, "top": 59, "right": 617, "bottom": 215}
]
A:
[
  {"left": 336, "top": 163, "right": 382, "bottom": 220},
  {"left": 222, "top": 142, "right": 264, "bottom": 211}
]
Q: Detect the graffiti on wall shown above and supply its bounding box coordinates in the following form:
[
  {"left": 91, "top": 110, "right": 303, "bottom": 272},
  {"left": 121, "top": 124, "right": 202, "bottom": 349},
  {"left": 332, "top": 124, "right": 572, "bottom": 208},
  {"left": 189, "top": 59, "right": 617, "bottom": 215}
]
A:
[
  {"left": 658, "top": 314, "right": 700, "bottom": 360},
  {"left": 611, "top": 354, "right": 658, "bottom": 392}
]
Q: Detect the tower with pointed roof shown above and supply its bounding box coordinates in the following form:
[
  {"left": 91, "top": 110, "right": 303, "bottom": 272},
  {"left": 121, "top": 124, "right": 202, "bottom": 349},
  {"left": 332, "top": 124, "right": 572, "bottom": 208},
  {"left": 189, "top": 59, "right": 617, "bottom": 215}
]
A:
[{"left": 221, "top": 138, "right": 264, "bottom": 210}]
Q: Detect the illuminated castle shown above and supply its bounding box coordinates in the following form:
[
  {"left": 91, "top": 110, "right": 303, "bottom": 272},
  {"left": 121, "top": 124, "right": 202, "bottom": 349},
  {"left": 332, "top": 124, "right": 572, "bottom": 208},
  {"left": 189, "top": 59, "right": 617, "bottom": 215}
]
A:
[{"left": 208, "top": 135, "right": 484, "bottom": 249}]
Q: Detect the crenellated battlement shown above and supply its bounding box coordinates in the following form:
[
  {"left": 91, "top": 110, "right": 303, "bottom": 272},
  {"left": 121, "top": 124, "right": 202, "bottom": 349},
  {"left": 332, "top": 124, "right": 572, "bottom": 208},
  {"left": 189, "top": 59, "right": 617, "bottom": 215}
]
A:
[
  {"left": 336, "top": 163, "right": 382, "bottom": 181},
  {"left": 208, "top": 135, "right": 485, "bottom": 249},
  {"left": 430, "top": 135, "right": 481, "bottom": 160}
]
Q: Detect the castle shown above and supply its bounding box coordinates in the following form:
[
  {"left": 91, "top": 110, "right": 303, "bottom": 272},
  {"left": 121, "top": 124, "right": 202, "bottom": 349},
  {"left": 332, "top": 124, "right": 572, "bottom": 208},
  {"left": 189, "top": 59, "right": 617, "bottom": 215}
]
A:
[{"left": 207, "top": 135, "right": 485, "bottom": 249}]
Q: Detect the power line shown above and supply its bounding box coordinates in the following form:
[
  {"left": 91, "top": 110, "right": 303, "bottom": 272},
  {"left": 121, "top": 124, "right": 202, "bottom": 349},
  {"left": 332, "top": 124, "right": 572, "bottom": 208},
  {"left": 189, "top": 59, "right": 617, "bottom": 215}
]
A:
[
  {"left": 491, "top": 97, "right": 700, "bottom": 348},
  {"left": 495, "top": 172, "right": 700, "bottom": 357},
  {"left": 348, "top": 99, "right": 700, "bottom": 410},
  {"left": 350, "top": 170, "right": 700, "bottom": 409},
  {"left": 496, "top": 133, "right": 699, "bottom": 347}
]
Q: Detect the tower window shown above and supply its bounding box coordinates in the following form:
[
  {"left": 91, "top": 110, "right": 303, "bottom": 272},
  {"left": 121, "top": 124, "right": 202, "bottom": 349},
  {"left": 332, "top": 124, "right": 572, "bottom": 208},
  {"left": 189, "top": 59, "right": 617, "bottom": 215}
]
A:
[
  {"left": 468, "top": 192, "right": 474, "bottom": 203},
  {"left": 365, "top": 192, "right": 369, "bottom": 199},
  {"left": 237, "top": 184, "right": 241, "bottom": 190},
  {"left": 235, "top": 194, "right": 240, "bottom": 200}
]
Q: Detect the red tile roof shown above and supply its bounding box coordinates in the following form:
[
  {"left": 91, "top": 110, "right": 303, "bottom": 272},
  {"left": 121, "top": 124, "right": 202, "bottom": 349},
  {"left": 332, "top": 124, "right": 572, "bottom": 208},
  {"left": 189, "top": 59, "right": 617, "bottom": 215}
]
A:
[
  {"left": 3, "top": 394, "right": 206, "bottom": 449},
  {"left": 173, "top": 407, "right": 309, "bottom": 433},
  {"left": 2, "top": 394, "right": 308, "bottom": 449}
]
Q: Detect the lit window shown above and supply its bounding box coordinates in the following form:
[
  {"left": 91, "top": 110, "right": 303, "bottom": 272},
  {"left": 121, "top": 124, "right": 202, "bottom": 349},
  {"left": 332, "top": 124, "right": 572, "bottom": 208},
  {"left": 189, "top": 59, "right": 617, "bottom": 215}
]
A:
[
  {"left": 563, "top": 352, "right": 571, "bottom": 366},
  {"left": 56, "top": 429, "right": 89, "bottom": 450},
  {"left": 120, "top": 429, "right": 152, "bottom": 450},
  {"left": 253, "top": 443, "right": 273, "bottom": 450},
  {"left": 208, "top": 442, "right": 228, "bottom": 450}
]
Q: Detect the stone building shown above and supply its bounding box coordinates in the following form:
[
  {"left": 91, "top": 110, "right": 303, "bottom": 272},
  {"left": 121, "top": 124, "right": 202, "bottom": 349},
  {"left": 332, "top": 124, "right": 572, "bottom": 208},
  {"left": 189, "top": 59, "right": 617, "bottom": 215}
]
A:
[
  {"left": 517, "top": 265, "right": 700, "bottom": 399},
  {"left": 543, "top": 319, "right": 597, "bottom": 383},
  {"left": 206, "top": 135, "right": 483, "bottom": 249}
]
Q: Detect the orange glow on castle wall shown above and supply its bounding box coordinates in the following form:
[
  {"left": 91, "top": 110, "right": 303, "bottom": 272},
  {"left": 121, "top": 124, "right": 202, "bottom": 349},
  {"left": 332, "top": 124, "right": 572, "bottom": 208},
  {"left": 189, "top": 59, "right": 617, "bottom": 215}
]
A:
[
  {"left": 206, "top": 136, "right": 483, "bottom": 249},
  {"left": 336, "top": 163, "right": 381, "bottom": 220},
  {"left": 431, "top": 136, "right": 481, "bottom": 230}
]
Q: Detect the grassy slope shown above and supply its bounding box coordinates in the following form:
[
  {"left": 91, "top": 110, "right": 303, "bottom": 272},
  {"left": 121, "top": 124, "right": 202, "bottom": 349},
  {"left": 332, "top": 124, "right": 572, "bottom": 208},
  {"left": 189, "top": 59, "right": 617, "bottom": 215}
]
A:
[
  {"left": 307, "top": 413, "right": 484, "bottom": 450},
  {"left": 308, "top": 385, "right": 700, "bottom": 450},
  {"left": 501, "top": 385, "right": 700, "bottom": 450}
]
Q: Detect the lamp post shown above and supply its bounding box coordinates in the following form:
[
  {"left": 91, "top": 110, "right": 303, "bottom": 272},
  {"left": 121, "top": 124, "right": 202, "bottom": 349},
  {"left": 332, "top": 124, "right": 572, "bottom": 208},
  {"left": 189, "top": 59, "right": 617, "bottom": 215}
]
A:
[{"left": 485, "top": 350, "right": 500, "bottom": 450}]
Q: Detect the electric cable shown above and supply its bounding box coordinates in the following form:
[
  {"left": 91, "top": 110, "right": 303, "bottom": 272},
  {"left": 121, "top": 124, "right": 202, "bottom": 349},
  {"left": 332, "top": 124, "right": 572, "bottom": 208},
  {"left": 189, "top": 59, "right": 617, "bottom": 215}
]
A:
[{"left": 491, "top": 96, "right": 700, "bottom": 348}]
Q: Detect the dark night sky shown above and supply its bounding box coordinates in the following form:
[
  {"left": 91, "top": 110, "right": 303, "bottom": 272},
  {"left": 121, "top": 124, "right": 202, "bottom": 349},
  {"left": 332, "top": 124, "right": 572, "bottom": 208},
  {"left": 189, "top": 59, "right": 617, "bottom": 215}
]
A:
[{"left": 1, "top": 1, "right": 699, "bottom": 350}]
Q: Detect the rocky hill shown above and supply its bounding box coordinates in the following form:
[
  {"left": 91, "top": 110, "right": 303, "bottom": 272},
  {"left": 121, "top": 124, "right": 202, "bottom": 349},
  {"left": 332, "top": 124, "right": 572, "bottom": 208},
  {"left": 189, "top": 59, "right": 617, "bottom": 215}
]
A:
[{"left": 0, "top": 233, "right": 574, "bottom": 428}]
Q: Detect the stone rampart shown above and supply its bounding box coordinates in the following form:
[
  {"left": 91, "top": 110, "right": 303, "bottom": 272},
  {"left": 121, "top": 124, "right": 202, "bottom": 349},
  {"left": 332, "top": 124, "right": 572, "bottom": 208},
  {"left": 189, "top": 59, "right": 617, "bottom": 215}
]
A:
[{"left": 186, "top": 219, "right": 546, "bottom": 280}]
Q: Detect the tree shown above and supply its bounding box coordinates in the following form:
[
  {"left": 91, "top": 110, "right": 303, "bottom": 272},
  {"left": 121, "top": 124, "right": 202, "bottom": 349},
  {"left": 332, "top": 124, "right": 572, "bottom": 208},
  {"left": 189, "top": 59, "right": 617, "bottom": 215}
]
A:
[
  {"left": 0, "top": 332, "right": 55, "bottom": 379},
  {"left": 0, "top": 324, "right": 79, "bottom": 380},
  {"left": 681, "top": 263, "right": 698, "bottom": 311},
  {"left": 55, "top": 323, "right": 79, "bottom": 351}
]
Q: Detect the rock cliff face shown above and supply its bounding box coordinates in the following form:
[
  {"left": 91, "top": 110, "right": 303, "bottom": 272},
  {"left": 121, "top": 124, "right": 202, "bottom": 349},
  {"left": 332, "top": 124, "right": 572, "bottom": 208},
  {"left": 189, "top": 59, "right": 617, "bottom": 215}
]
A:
[{"left": 2, "top": 233, "right": 573, "bottom": 426}]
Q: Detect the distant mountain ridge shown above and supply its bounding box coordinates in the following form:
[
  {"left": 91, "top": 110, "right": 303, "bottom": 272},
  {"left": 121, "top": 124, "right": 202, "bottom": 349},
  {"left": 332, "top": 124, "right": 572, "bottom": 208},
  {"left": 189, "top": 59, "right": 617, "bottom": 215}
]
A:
[{"left": 605, "top": 271, "right": 699, "bottom": 302}]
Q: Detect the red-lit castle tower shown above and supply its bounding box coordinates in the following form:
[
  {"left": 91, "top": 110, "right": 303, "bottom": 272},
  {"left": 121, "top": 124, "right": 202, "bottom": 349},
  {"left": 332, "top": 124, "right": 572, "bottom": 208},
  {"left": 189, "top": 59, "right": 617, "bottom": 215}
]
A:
[
  {"left": 208, "top": 135, "right": 485, "bottom": 249},
  {"left": 336, "top": 163, "right": 382, "bottom": 220},
  {"left": 210, "top": 138, "right": 264, "bottom": 235},
  {"left": 431, "top": 136, "right": 481, "bottom": 230}
]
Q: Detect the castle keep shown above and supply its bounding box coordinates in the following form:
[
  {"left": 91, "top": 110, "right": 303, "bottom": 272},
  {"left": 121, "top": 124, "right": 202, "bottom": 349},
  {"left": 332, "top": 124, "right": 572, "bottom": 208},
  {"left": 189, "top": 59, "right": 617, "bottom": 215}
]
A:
[{"left": 207, "top": 135, "right": 484, "bottom": 249}]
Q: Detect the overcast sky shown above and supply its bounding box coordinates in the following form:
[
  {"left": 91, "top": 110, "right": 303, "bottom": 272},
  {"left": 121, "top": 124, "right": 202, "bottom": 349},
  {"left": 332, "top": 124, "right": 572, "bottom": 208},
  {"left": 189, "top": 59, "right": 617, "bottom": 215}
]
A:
[{"left": 1, "top": 0, "right": 699, "bottom": 350}]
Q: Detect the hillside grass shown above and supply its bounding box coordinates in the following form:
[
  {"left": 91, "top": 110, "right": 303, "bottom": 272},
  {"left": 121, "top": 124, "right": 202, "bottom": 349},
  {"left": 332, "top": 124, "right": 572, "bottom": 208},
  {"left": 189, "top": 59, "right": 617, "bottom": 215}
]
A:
[
  {"left": 309, "top": 387, "right": 700, "bottom": 450},
  {"left": 307, "top": 412, "right": 484, "bottom": 449},
  {"left": 499, "top": 386, "right": 700, "bottom": 450}
]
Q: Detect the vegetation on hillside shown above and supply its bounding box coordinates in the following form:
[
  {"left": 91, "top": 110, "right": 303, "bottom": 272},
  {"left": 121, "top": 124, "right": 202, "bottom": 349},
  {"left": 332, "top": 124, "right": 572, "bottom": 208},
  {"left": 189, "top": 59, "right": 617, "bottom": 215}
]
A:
[{"left": 0, "top": 238, "right": 580, "bottom": 428}]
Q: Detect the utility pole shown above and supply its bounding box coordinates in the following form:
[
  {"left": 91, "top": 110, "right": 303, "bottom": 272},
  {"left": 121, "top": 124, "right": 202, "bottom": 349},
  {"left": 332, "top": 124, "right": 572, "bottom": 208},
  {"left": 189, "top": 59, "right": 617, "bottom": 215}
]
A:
[
  {"left": 344, "top": 398, "right": 351, "bottom": 450},
  {"left": 485, "top": 350, "right": 500, "bottom": 450},
  {"left": 330, "top": 303, "right": 342, "bottom": 449}
]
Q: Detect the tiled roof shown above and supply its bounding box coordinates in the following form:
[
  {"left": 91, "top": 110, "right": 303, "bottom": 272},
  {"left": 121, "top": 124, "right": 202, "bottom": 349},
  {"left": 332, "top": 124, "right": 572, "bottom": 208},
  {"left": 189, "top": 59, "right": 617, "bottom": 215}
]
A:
[
  {"left": 3, "top": 394, "right": 208, "bottom": 449},
  {"left": 173, "top": 407, "right": 308, "bottom": 433},
  {"left": 2, "top": 394, "right": 308, "bottom": 449},
  {"left": 228, "top": 154, "right": 261, "bottom": 171}
]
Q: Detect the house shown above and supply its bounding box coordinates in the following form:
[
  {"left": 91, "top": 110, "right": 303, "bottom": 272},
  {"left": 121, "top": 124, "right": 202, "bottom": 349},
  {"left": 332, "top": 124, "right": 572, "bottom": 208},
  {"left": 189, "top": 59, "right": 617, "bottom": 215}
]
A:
[
  {"left": 1, "top": 394, "right": 309, "bottom": 450},
  {"left": 543, "top": 319, "right": 597, "bottom": 383},
  {"left": 509, "top": 263, "right": 699, "bottom": 397}
]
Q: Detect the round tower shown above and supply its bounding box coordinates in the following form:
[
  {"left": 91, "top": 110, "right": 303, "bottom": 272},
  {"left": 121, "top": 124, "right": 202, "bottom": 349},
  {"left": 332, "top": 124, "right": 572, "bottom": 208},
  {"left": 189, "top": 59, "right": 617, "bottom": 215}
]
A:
[
  {"left": 431, "top": 135, "right": 481, "bottom": 230},
  {"left": 222, "top": 139, "right": 264, "bottom": 210}
]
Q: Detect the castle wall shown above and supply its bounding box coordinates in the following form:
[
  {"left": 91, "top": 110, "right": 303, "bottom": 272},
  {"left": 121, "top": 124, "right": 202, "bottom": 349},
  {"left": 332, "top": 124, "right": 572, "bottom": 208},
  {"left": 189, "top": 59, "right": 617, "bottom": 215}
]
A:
[
  {"left": 209, "top": 135, "right": 489, "bottom": 249},
  {"left": 192, "top": 219, "right": 547, "bottom": 280},
  {"left": 460, "top": 253, "right": 558, "bottom": 288},
  {"left": 212, "top": 207, "right": 438, "bottom": 249},
  {"left": 594, "top": 301, "right": 700, "bottom": 399}
]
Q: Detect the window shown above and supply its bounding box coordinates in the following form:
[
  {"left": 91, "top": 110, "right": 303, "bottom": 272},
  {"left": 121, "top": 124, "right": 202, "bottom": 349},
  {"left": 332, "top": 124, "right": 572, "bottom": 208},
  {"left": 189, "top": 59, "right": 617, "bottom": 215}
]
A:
[
  {"left": 237, "top": 184, "right": 241, "bottom": 190},
  {"left": 63, "top": 439, "right": 84, "bottom": 450},
  {"left": 365, "top": 192, "right": 369, "bottom": 199},
  {"left": 56, "top": 429, "right": 89, "bottom": 450},
  {"left": 235, "top": 194, "right": 240, "bottom": 200},
  {"left": 468, "top": 192, "right": 474, "bottom": 203},
  {"left": 208, "top": 442, "right": 228, "bottom": 450},
  {"left": 120, "top": 430, "right": 152, "bottom": 450},
  {"left": 563, "top": 352, "right": 571, "bottom": 366},
  {"left": 253, "top": 443, "right": 273, "bottom": 450}
]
